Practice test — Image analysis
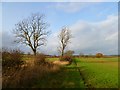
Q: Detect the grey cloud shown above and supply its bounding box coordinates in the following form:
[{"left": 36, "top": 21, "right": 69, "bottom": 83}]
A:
[
  {"left": 40, "top": 32, "right": 59, "bottom": 55},
  {"left": 69, "top": 15, "right": 118, "bottom": 55},
  {"left": 2, "top": 31, "right": 31, "bottom": 53}
]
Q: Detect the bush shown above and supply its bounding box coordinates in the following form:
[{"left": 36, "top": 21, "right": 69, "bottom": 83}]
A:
[
  {"left": 60, "top": 55, "right": 73, "bottom": 64},
  {"left": 2, "top": 49, "right": 24, "bottom": 70},
  {"left": 34, "top": 53, "right": 46, "bottom": 65},
  {"left": 96, "top": 53, "right": 103, "bottom": 58},
  {"left": 2, "top": 61, "right": 60, "bottom": 88}
]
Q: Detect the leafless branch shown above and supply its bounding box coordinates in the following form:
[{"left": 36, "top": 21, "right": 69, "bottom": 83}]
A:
[
  {"left": 13, "top": 13, "right": 50, "bottom": 55},
  {"left": 58, "top": 26, "right": 72, "bottom": 56}
]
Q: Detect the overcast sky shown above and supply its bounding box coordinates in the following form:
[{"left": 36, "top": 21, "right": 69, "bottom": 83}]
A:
[{"left": 1, "top": 2, "right": 118, "bottom": 55}]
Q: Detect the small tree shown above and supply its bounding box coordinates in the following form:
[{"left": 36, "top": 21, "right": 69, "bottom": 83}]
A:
[
  {"left": 58, "top": 26, "right": 72, "bottom": 56},
  {"left": 13, "top": 13, "right": 50, "bottom": 55}
]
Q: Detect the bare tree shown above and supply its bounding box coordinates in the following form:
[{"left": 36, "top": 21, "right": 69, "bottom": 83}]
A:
[
  {"left": 58, "top": 26, "right": 72, "bottom": 56},
  {"left": 13, "top": 13, "right": 50, "bottom": 55}
]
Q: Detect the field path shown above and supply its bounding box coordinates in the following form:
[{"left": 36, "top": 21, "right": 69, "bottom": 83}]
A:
[{"left": 52, "top": 59, "right": 88, "bottom": 88}]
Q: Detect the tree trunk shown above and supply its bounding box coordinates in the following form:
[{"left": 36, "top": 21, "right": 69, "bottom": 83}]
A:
[
  {"left": 61, "top": 49, "right": 64, "bottom": 56},
  {"left": 33, "top": 49, "right": 36, "bottom": 56}
]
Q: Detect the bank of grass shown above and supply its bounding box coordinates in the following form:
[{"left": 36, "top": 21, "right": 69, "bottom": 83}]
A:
[
  {"left": 75, "top": 57, "right": 118, "bottom": 88},
  {"left": 34, "top": 64, "right": 86, "bottom": 88},
  {"left": 47, "top": 57, "right": 59, "bottom": 62},
  {"left": 22, "top": 55, "right": 34, "bottom": 61},
  {"left": 21, "top": 56, "right": 86, "bottom": 88}
]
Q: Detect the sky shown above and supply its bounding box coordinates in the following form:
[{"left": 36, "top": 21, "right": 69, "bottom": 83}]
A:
[
  {"left": 1, "top": 0, "right": 120, "bottom": 2},
  {"left": 1, "top": 2, "right": 118, "bottom": 55}
]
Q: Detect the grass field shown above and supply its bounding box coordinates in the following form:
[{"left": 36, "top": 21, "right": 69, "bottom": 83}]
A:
[
  {"left": 43, "top": 57, "right": 118, "bottom": 88},
  {"left": 75, "top": 57, "right": 118, "bottom": 88}
]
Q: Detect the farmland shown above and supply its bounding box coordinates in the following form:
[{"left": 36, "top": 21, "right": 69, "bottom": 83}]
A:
[
  {"left": 3, "top": 54, "right": 118, "bottom": 88},
  {"left": 36, "top": 57, "right": 118, "bottom": 88},
  {"left": 75, "top": 57, "right": 118, "bottom": 88}
]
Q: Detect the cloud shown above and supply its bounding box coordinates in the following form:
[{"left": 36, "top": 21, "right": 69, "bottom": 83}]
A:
[
  {"left": 2, "top": 31, "right": 17, "bottom": 48},
  {"left": 68, "top": 15, "right": 118, "bottom": 55},
  {"left": 55, "top": 2, "right": 89, "bottom": 13},
  {"left": 105, "top": 32, "right": 117, "bottom": 41},
  {"left": 53, "top": 1, "right": 118, "bottom": 13},
  {"left": 40, "top": 32, "right": 59, "bottom": 55},
  {"left": 2, "top": 31, "right": 31, "bottom": 53},
  {"left": 40, "top": 15, "right": 118, "bottom": 55},
  {"left": 54, "top": 2, "right": 98, "bottom": 13}
]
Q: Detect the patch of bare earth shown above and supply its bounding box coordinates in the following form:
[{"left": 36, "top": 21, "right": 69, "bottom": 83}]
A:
[{"left": 53, "top": 60, "right": 69, "bottom": 65}]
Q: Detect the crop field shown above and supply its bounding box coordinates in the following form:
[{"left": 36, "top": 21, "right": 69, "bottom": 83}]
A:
[
  {"left": 75, "top": 57, "right": 118, "bottom": 88},
  {"left": 43, "top": 57, "right": 118, "bottom": 88}
]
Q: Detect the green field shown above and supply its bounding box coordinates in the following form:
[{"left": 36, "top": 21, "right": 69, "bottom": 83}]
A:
[
  {"left": 75, "top": 57, "right": 118, "bottom": 88},
  {"left": 45, "top": 57, "right": 118, "bottom": 88}
]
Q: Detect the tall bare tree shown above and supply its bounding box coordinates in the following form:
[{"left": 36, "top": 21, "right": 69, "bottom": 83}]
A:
[
  {"left": 13, "top": 13, "right": 50, "bottom": 55},
  {"left": 58, "top": 26, "right": 72, "bottom": 56}
]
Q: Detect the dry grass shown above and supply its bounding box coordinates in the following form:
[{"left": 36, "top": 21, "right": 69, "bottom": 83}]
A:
[
  {"left": 2, "top": 52, "right": 60, "bottom": 88},
  {"left": 2, "top": 49, "right": 24, "bottom": 71},
  {"left": 53, "top": 60, "right": 70, "bottom": 65},
  {"left": 2, "top": 62, "right": 60, "bottom": 88}
]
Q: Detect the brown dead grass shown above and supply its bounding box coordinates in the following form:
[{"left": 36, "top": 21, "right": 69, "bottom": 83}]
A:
[
  {"left": 3, "top": 60, "right": 60, "bottom": 88},
  {"left": 53, "top": 60, "right": 70, "bottom": 65}
]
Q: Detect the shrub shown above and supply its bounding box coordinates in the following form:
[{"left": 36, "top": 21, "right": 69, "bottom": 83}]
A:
[
  {"left": 2, "top": 61, "right": 60, "bottom": 88},
  {"left": 96, "top": 53, "right": 103, "bottom": 58},
  {"left": 2, "top": 49, "right": 61, "bottom": 88},
  {"left": 34, "top": 53, "right": 46, "bottom": 65},
  {"left": 2, "top": 49, "right": 24, "bottom": 70},
  {"left": 60, "top": 55, "right": 73, "bottom": 64}
]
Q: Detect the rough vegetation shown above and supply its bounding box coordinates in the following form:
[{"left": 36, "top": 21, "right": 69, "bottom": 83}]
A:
[
  {"left": 59, "top": 55, "right": 73, "bottom": 64},
  {"left": 2, "top": 49, "right": 60, "bottom": 88},
  {"left": 2, "top": 49, "right": 24, "bottom": 71}
]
